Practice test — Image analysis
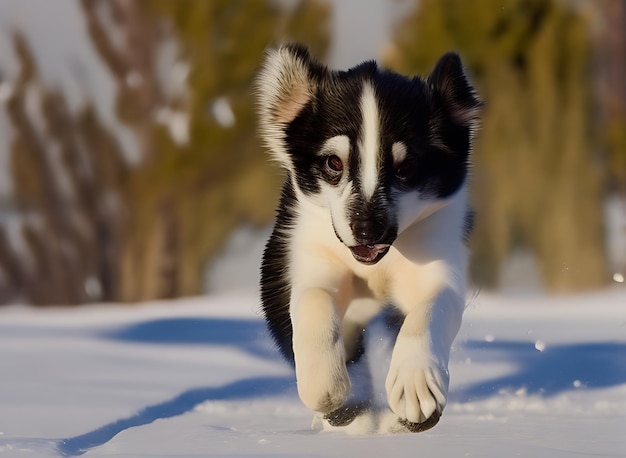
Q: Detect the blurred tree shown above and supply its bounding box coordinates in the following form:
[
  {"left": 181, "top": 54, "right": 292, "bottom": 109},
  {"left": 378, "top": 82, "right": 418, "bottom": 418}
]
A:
[
  {"left": 596, "top": 0, "right": 626, "bottom": 195},
  {"left": 386, "top": 0, "right": 609, "bottom": 291},
  {"left": 0, "top": 0, "right": 330, "bottom": 305},
  {"left": 91, "top": 0, "right": 331, "bottom": 302},
  {"left": 92, "top": 0, "right": 330, "bottom": 301},
  {"left": 0, "top": 33, "right": 128, "bottom": 305}
]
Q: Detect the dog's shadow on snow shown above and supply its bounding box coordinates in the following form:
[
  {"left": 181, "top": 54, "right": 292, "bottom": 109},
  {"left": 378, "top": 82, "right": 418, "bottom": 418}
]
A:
[
  {"left": 57, "top": 375, "right": 294, "bottom": 456},
  {"left": 57, "top": 317, "right": 295, "bottom": 456},
  {"left": 451, "top": 340, "right": 626, "bottom": 402},
  {"left": 102, "top": 316, "right": 280, "bottom": 360}
]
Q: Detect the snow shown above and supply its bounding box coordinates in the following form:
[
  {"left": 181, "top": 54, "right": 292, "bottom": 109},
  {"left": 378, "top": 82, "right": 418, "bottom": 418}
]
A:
[
  {"left": 0, "top": 288, "right": 624, "bottom": 457},
  {"left": 204, "top": 225, "right": 271, "bottom": 294}
]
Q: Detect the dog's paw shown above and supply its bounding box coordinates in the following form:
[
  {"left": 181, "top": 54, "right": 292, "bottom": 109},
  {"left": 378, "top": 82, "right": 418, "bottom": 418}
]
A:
[
  {"left": 295, "top": 343, "right": 350, "bottom": 413},
  {"left": 385, "top": 336, "right": 449, "bottom": 426},
  {"left": 324, "top": 400, "right": 371, "bottom": 427},
  {"left": 312, "top": 409, "right": 376, "bottom": 435},
  {"left": 377, "top": 407, "right": 441, "bottom": 434}
]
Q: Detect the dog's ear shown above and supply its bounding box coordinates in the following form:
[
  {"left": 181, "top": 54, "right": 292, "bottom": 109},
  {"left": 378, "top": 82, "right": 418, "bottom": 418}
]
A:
[
  {"left": 427, "top": 52, "right": 482, "bottom": 128},
  {"left": 256, "top": 44, "right": 320, "bottom": 166}
]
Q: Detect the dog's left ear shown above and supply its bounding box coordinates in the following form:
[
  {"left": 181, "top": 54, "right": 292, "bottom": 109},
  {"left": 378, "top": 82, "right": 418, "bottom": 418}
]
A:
[
  {"left": 255, "top": 44, "right": 321, "bottom": 166},
  {"left": 428, "top": 53, "right": 482, "bottom": 128}
]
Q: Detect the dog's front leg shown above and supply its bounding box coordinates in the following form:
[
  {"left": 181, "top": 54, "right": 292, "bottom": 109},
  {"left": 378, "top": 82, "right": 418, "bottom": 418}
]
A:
[
  {"left": 385, "top": 287, "right": 464, "bottom": 431},
  {"left": 291, "top": 288, "right": 351, "bottom": 413}
]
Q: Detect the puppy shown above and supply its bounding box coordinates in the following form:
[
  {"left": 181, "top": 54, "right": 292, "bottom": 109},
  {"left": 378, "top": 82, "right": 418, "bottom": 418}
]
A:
[{"left": 256, "top": 44, "right": 481, "bottom": 432}]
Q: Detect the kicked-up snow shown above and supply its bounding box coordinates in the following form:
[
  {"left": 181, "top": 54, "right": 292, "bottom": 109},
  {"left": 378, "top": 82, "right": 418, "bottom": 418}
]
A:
[{"left": 0, "top": 289, "right": 625, "bottom": 457}]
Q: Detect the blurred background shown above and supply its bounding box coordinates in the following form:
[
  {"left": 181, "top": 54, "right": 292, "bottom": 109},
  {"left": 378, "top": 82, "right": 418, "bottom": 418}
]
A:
[{"left": 0, "top": 0, "right": 623, "bottom": 306}]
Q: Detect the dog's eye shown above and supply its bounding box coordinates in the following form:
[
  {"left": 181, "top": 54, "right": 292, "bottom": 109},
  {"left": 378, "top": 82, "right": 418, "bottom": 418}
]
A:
[
  {"left": 394, "top": 162, "right": 413, "bottom": 183},
  {"left": 325, "top": 155, "right": 344, "bottom": 173}
]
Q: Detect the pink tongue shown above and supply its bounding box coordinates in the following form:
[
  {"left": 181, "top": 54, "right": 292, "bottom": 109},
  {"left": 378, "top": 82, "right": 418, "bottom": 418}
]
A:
[{"left": 351, "top": 244, "right": 389, "bottom": 261}]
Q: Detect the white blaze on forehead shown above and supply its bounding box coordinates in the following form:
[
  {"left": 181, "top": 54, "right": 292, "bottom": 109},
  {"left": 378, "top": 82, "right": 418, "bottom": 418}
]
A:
[{"left": 359, "top": 83, "right": 381, "bottom": 200}]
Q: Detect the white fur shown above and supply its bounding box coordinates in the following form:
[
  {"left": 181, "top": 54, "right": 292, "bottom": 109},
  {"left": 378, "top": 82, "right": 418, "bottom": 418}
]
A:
[
  {"left": 287, "top": 196, "right": 353, "bottom": 412},
  {"left": 322, "top": 135, "right": 350, "bottom": 161},
  {"left": 392, "top": 142, "right": 407, "bottom": 163},
  {"left": 385, "top": 288, "right": 463, "bottom": 423},
  {"left": 287, "top": 180, "right": 467, "bottom": 424},
  {"left": 255, "top": 47, "right": 312, "bottom": 172},
  {"left": 358, "top": 83, "right": 381, "bottom": 201},
  {"left": 326, "top": 183, "right": 358, "bottom": 247}
]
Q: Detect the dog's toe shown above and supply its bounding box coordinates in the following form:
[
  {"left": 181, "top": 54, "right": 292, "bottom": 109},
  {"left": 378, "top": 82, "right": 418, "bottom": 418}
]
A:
[
  {"left": 399, "top": 409, "right": 441, "bottom": 433},
  {"left": 324, "top": 401, "right": 370, "bottom": 427}
]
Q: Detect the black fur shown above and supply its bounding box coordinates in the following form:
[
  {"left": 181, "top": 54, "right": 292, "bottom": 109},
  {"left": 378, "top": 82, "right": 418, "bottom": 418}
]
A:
[
  {"left": 260, "top": 181, "right": 297, "bottom": 364},
  {"left": 463, "top": 209, "right": 476, "bottom": 243}
]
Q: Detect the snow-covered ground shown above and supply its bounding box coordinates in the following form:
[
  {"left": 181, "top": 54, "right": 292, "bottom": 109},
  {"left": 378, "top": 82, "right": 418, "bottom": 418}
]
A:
[{"left": 0, "top": 288, "right": 625, "bottom": 457}]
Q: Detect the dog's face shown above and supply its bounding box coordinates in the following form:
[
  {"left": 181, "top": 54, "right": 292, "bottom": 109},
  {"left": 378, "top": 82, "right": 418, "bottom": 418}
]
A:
[{"left": 256, "top": 45, "right": 481, "bottom": 265}]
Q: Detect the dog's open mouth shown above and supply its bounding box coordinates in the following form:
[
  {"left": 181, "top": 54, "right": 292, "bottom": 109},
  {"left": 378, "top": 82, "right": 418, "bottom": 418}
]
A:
[{"left": 349, "top": 244, "right": 391, "bottom": 265}]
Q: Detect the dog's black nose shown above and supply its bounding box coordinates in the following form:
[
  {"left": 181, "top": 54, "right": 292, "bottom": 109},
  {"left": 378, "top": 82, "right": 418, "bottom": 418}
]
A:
[{"left": 351, "top": 218, "right": 386, "bottom": 245}]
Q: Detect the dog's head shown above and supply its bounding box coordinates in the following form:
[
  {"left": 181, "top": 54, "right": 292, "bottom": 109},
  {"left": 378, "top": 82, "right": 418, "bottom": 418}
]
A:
[{"left": 256, "top": 44, "right": 481, "bottom": 265}]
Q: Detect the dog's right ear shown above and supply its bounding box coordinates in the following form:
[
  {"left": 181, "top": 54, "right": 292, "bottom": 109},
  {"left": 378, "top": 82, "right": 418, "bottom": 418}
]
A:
[{"left": 255, "top": 44, "right": 318, "bottom": 167}]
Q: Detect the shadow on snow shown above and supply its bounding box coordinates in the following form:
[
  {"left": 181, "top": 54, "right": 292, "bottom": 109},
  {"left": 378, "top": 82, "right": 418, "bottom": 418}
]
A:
[
  {"left": 57, "top": 317, "right": 292, "bottom": 456},
  {"left": 451, "top": 340, "right": 626, "bottom": 402},
  {"left": 58, "top": 317, "right": 626, "bottom": 455},
  {"left": 57, "top": 375, "right": 295, "bottom": 457},
  {"left": 101, "top": 317, "right": 278, "bottom": 361}
]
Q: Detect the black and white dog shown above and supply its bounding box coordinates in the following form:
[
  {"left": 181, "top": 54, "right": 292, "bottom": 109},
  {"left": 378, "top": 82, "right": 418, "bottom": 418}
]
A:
[{"left": 256, "top": 44, "right": 481, "bottom": 433}]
